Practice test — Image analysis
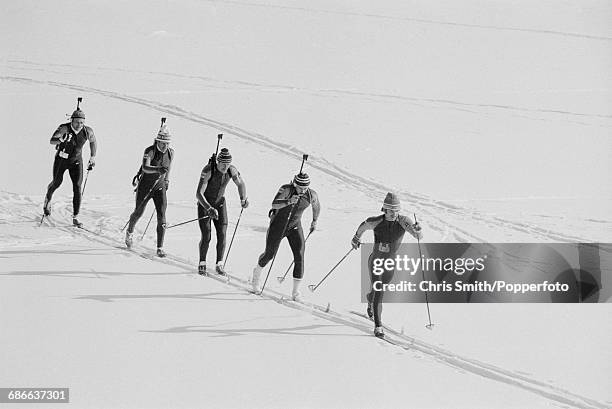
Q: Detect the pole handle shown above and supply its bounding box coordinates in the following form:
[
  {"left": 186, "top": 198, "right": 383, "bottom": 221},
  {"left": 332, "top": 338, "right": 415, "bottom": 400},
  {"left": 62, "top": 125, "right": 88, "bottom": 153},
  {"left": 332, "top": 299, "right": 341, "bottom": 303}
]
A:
[{"left": 77, "top": 97, "right": 82, "bottom": 109}]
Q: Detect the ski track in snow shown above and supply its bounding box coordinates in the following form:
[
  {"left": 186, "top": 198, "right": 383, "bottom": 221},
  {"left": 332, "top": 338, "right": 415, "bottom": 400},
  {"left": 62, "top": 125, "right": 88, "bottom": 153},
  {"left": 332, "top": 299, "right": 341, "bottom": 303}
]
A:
[
  {"left": 5, "top": 60, "right": 612, "bottom": 128},
  {"left": 1, "top": 191, "right": 609, "bottom": 409},
  {"left": 205, "top": 0, "right": 612, "bottom": 42},
  {"left": 0, "top": 74, "right": 600, "bottom": 244}
]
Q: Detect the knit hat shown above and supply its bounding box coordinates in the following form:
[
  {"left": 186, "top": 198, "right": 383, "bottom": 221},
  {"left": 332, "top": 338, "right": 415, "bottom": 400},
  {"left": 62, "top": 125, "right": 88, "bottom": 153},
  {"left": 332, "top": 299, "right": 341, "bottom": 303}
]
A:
[
  {"left": 155, "top": 123, "right": 171, "bottom": 143},
  {"left": 293, "top": 173, "right": 310, "bottom": 187},
  {"left": 381, "top": 192, "right": 401, "bottom": 212},
  {"left": 71, "top": 109, "right": 85, "bottom": 119},
  {"left": 217, "top": 148, "right": 232, "bottom": 164}
]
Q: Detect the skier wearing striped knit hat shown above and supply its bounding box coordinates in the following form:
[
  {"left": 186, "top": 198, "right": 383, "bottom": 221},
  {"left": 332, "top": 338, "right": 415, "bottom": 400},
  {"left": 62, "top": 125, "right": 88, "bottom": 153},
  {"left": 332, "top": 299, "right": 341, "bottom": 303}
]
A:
[
  {"left": 351, "top": 192, "right": 423, "bottom": 338},
  {"left": 251, "top": 172, "right": 321, "bottom": 300},
  {"left": 196, "top": 147, "right": 248, "bottom": 276}
]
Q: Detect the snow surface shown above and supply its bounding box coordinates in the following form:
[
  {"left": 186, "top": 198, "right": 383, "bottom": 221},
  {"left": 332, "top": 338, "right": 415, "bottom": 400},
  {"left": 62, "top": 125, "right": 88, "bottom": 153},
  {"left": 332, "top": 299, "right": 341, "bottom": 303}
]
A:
[{"left": 1, "top": 1, "right": 611, "bottom": 408}]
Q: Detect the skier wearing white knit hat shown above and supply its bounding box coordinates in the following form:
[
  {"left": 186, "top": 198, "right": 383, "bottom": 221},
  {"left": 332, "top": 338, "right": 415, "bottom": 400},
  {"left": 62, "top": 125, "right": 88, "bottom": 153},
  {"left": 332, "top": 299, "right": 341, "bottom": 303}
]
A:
[
  {"left": 351, "top": 192, "right": 423, "bottom": 338},
  {"left": 126, "top": 120, "right": 174, "bottom": 257}
]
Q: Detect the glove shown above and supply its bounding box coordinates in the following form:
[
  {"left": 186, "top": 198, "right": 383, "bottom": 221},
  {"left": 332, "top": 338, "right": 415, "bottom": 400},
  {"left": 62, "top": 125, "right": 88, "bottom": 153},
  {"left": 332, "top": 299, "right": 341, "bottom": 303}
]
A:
[
  {"left": 87, "top": 157, "right": 96, "bottom": 171},
  {"left": 309, "top": 220, "right": 317, "bottom": 233},
  {"left": 207, "top": 207, "right": 219, "bottom": 220},
  {"left": 132, "top": 174, "right": 140, "bottom": 187},
  {"left": 58, "top": 133, "right": 68, "bottom": 143},
  {"left": 159, "top": 166, "right": 169, "bottom": 174},
  {"left": 351, "top": 235, "right": 361, "bottom": 250},
  {"left": 241, "top": 198, "right": 249, "bottom": 209},
  {"left": 165, "top": 179, "right": 170, "bottom": 190},
  {"left": 288, "top": 195, "right": 299, "bottom": 205},
  {"left": 413, "top": 221, "right": 423, "bottom": 239}
]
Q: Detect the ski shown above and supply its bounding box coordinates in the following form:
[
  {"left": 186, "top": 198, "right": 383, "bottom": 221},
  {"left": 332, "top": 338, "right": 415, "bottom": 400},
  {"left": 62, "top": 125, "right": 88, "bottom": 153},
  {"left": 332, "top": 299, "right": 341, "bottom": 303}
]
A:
[{"left": 198, "top": 266, "right": 230, "bottom": 283}]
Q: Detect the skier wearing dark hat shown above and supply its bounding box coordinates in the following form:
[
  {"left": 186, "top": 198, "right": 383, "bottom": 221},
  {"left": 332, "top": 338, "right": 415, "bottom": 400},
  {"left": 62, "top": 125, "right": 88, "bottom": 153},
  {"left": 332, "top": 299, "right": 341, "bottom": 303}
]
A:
[
  {"left": 251, "top": 173, "right": 320, "bottom": 300},
  {"left": 125, "top": 122, "right": 174, "bottom": 257},
  {"left": 351, "top": 192, "right": 422, "bottom": 338},
  {"left": 43, "top": 105, "right": 97, "bottom": 227},
  {"left": 196, "top": 147, "right": 248, "bottom": 276}
]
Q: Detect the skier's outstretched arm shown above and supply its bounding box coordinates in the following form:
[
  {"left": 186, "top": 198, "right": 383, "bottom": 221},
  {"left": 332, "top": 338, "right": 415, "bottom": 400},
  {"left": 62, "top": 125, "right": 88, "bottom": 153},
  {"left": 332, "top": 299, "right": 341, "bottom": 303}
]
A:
[
  {"left": 351, "top": 217, "right": 379, "bottom": 249},
  {"left": 196, "top": 169, "right": 212, "bottom": 209},
  {"left": 87, "top": 128, "right": 97, "bottom": 169},
  {"left": 230, "top": 166, "right": 248, "bottom": 208},
  {"left": 398, "top": 215, "right": 423, "bottom": 240},
  {"left": 165, "top": 148, "right": 173, "bottom": 183},
  {"left": 309, "top": 189, "right": 320, "bottom": 232}
]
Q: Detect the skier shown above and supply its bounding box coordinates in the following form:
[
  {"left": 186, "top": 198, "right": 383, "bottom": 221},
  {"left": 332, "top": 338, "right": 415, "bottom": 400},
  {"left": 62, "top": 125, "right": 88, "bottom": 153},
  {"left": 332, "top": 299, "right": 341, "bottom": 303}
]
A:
[
  {"left": 125, "top": 122, "right": 174, "bottom": 257},
  {"left": 195, "top": 148, "right": 248, "bottom": 276},
  {"left": 43, "top": 104, "right": 97, "bottom": 227},
  {"left": 351, "top": 192, "right": 422, "bottom": 338},
  {"left": 251, "top": 173, "right": 320, "bottom": 300}
]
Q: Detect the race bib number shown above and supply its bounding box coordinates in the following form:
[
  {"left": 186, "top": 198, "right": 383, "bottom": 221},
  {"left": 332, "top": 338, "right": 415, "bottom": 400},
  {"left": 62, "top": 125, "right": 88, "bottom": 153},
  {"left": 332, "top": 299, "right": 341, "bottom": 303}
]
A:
[{"left": 377, "top": 243, "right": 390, "bottom": 253}]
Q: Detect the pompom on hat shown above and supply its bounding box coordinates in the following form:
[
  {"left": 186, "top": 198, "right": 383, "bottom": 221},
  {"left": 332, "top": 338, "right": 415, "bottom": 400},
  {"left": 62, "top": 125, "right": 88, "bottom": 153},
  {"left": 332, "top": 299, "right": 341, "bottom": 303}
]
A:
[
  {"left": 155, "top": 123, "right": 171, "bottom": 143},
  {"left": 381, "top": 192, "right": 401, "bottom": 212},
  {"left": 217, "top": 148, "right": 232, "bottom": 163},
  {"left": 293, "top": 172, "right": 310, "bottom": 187}
]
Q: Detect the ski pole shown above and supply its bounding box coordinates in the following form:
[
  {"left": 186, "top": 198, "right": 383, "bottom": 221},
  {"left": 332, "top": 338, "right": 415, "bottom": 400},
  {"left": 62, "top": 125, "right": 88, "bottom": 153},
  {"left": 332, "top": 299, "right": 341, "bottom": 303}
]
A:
[
  {"left": 308, "top": 248, "right": 354, "bottom": 292},
  {"left": 222, "top": 207, "right": 244, "bottom": 269},
  {"left": 414, "top": 213, "right": 434, "bottom": 330},
  {"left": 140, "top": 209, "right": 155, "bottom": 240},
  {"left": 121, "top": 174, "right": 164, "bottom": 232},
  {"left": 277, "top": 230, "right": 313, "bottom": 283},
  {"left": 260, "top": 154, "right": 308, "bottom": 294},
  {"left": 81, "top": 169, "right": 90, "bottom": 197},
  {"left": 166, "top": 215, "right": 209, "bottom": 230}
]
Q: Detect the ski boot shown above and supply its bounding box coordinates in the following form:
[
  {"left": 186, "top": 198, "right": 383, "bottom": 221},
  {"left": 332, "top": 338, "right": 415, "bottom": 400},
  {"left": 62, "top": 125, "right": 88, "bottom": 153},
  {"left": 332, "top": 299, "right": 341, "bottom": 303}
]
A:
[
  {"left": 72, "top": 216, "right": 83, "bottom": 228},
  {"left": 198, "top": 262, "right": 207, "bottom": 276},
  {"left": 251, "top": 265, "right": 262, "bottom": 292},
  {"left": 43, "top": 198, "right": 51, "bottom": 216},
  {"left": 156, "top": 248, "right": 166, "bottom": 258},
  {"left": 125, "top": 231, "right": 133, "bottom": 249},
  {"left": 215, "top": 263, "right": 227, "bottom": 276},
  {"left": 374, "top": 326, "right": 385, "bottom": 338},
  {"left": 291, "top": 291, "right": 302, "bottom": 302},
  {"left": 291, "top": 278, "right": 303, "bottom": 302}
]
